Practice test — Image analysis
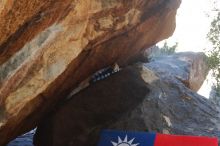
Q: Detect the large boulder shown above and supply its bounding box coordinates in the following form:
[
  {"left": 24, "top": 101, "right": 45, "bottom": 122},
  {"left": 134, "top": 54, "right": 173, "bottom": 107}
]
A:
[
  {"left": 146, "top": 52, "right": 209, "bottom": 91},
  {"left": 34, "top": 52, "right": 219, "bottom": 146},
  {"left": 0, "top": 0, "right": 181, "bottom": 145},
  {"left": 210, "top": 86, "right": 220, "bottom": 106}
]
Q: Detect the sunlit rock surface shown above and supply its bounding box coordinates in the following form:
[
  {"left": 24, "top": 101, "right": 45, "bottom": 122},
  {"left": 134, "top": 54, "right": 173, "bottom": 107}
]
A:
[
  {"left": 34, "top": 52, "right": 220, "bottom": 146},
  {"left": 0, "top": 0, "right": 181, "bottom": 145},
  {"left": 146, "top": 52, "right": 209, "bottom": 91}
]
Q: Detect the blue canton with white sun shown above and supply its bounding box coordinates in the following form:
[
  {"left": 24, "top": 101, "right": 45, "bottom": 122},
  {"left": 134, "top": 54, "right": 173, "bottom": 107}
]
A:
[
  {"left": 111, "top": 135, "right": 139, "bottom": 146},
  {"left": 97, "top": 130, "right": 156, "bottom": 146}
]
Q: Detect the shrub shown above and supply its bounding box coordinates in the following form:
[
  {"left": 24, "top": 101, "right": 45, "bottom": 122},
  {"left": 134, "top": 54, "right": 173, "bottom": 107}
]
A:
[{"left": 207, "top": 11, "right": 220, "bottom": 96}]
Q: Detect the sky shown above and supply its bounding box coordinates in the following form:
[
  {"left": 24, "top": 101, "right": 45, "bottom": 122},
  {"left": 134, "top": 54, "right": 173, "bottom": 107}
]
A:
[
  {"left": 158, "top": 0, "right": 219, "bottom": 98},
  {"left": 159, "top": 0, "right": 216, "bottom": 51}
]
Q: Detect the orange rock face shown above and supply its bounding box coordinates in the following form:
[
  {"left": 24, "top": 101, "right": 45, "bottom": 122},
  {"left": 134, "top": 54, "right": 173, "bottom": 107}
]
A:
[{"left": 0, "top": 0, "right": 181, "bottom": 145}]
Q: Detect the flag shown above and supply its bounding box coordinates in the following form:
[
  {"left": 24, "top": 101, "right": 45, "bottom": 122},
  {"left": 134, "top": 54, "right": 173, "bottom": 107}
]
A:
[{"left": 97, "top": 130, "right": 218, "bottom": 146}]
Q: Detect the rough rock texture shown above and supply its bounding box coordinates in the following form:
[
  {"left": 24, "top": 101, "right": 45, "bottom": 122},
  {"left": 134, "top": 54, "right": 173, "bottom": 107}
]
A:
[
  {"left": 0, "top": 0, "right": 181, "bottom": 145},
  {"left": 210, "top": 86, "right": 220, "bottom": 106},
  {"left": 147, "top": 52, "right": 209, "bottom": 91},
  {"left": 34, "top": 52, "right": 220, "bottom": 146}
]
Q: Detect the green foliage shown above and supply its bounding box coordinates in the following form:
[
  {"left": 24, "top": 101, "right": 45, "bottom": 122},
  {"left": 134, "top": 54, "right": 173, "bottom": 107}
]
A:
[
  {"left": 149, "top": 41, "right": 178, "bottom": 61},
  {"left": 160, "top": 41, "right": 178, "bottom": 55},
  {"left": 207, "top": 11, "right": 220, "bottom": 96}
]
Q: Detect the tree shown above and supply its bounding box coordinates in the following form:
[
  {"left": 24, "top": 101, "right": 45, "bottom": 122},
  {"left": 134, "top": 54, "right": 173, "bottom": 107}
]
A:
[
  {"left": 148, "top": 41, "right": 178, "bottom": 61},
  {"left": 207, "top": 11, "right": 220, "bottom": 96},
  {"left": 160, "top": 41, "right": 178, "bottom": 55}
]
